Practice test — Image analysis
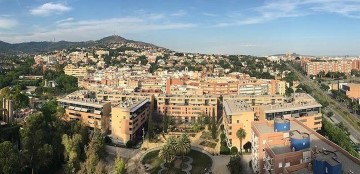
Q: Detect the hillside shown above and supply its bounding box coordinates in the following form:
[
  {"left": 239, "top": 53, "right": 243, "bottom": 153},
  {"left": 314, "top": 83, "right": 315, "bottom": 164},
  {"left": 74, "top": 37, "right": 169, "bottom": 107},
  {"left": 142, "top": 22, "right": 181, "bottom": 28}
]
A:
[{"left": 0, "top": 35, "right": 160, "bottom": 53}]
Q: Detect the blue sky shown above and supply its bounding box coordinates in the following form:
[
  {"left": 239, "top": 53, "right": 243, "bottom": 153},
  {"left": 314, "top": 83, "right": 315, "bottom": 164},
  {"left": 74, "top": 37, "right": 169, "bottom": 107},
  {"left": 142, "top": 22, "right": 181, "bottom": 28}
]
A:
[{"left": 0, "top": 0, "right": 360, "bottom": 56}]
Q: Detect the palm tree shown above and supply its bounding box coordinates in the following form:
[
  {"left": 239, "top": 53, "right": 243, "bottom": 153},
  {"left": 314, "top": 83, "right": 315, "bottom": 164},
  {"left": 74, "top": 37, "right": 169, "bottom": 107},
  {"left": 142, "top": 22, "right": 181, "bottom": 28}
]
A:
[
  {"left": 176, "top": 134, "right": 191, "bottom": 159},
  {"left": 159, "top": 144, "right": 174, "bottom": 166},
  {"left": 236, "top": 128, "right": 246, "bottom": 154},
  {"left": 167, "top": 136, "right": 177, "bottom": 150}
]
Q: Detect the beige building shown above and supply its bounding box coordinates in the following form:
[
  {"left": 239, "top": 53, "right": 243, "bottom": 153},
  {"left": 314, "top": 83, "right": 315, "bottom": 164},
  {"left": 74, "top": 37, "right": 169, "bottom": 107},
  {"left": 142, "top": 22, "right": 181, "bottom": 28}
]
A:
[
  {"left": 223, "top": 94, "right": 285, "bottom": 118},
  {"left": 251, "top": 118, "right": 360, "bottom": 174},
  {"left": 259, "top": 93, "right": 322, "bottom": 131},
  {"left": 341, "top": 83, "right": 360, "bottom": 99},
  {"left": 58, "top": 96, "right": 111, "bottom": 131},
  {"left": 111, "top": 98, "right": 151, "bottom": 143},
  {"left": 304, "top": 60, "right": 353, "bottom": 76},
  {"left": 96, "top": 91, "right": 155, "bottom": 110},
  {"left": 222, "top": 100, "right": 255, "bottom": 151},
  {"left": 221, "top": 93, "right": 322, "bottom": 152},
  {"left": 157, "top": 94, "right": 218, "bottom": 123},
  {"left": 64, "top": 64, "right": 89, "bottom": 78}
]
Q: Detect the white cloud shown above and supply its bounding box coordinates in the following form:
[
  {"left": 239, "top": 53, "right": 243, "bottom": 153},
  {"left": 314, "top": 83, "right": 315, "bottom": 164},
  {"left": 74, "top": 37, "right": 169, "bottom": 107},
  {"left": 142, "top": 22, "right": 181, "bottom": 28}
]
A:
[
  {"left": 215, "top": 0, "right": 360, "bottom": 26},
  {"left": 0, "top": 15, "right": 196, "bottom": 43},
  {"left": 55, "top": 17, "right": 74, "bottom": 24},
  {"left": 30, "top": 2, "right": 71, "bottom": 16},
  {"left": 0, "top": 18, "right": 18, "bottom": 29}
]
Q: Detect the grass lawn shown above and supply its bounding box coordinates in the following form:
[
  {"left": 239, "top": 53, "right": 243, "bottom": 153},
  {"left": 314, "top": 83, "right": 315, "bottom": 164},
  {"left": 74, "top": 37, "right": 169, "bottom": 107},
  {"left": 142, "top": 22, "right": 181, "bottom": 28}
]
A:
[
  {"left": 187, "top": 150, "right": 212, "bottom": 174},
  {"left": 142, "top": 150, "right": 163, "bottom": 174}
]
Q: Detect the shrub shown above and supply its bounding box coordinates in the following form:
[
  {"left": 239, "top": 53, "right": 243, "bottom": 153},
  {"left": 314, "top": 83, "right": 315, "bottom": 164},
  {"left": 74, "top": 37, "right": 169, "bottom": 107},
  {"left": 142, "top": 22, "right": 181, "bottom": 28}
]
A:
[
  {"left": 220, "top": 133, "right": 226, "bottom": 141},
  {"left": 220, "top": 145, "right": 230, "bottom": 155},
  {"left": 104, "top": 136, "right": 112, "bottom": 144},
  {"left": 231, "top": 146, "right": 238, "bottom": 155},
  {"left": 126, "top": 140, "right": 133, "bottom": 148}
]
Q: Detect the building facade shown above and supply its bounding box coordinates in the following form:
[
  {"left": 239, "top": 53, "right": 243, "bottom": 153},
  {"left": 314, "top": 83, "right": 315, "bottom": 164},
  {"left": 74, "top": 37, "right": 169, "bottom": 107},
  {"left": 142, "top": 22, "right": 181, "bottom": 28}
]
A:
[
  {"left": 58, "top": 97, "right": 111, "bottom": 131},
  {"left": 64, "top": 64, "right": 89, "bottom": 78},
  {"left": 111, "top": 98, "right": 150, "bottom": 143},
  {"left": 157, "top": 94, "right": 218, "bottom": 123},
  {"left": 222, "top": 100, "right": 255, "bottom": 150}
]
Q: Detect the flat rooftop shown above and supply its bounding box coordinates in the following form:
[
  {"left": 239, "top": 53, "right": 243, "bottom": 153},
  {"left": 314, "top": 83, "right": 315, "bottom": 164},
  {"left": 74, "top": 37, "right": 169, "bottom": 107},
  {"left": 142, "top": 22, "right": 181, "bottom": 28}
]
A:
[
  {"left": 253, "top": 120, "right": 360, "bottom": 173},
  {"left": 223, "top": 99, "right": 253, "bottom": 115},
  {"left": 261, "top": 102, "right": 322, "bottom": 113},
  {"left": 158, "top": 94, "right": 218, "bottom": 98},
  {"left": 113, "top": 98, "right": 149, "bottom": 112},
  {"left": 58, "top": 97, "right": 109, "bottom": 107}
]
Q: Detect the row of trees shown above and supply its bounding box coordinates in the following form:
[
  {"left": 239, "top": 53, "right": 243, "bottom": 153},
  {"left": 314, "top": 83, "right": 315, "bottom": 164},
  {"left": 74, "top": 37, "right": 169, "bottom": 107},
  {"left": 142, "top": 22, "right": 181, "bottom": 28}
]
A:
[
  {"left": 322, "top": 118, "right": 359, "bottom": 158},
  {"left": 317, "top": 71, "right": 347, "bottom": 79},
  {"left": 331, "top": 90, "right": 360, "bottom": 114}
]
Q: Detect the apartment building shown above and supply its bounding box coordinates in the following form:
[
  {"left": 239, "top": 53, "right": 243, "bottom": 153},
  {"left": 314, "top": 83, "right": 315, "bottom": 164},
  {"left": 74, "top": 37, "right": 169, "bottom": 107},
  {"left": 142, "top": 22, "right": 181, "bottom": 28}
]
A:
[
  {"left": 223, "top": 94, "right": 285, "bottom": 118},
  {"left": 157, "top": 94, "right": 218, "bottom": 123},
  {"left": 340, "top": 83, "right": 360, "bottom": 99},
  {"left": 111, "top": 98, "right": 151, "bottom": 143},
  {"left": 222, "top": 100, "right": 255, "bottom": 150},
  {"left": 304, "top": 61, "right": 352, "bottom": 76},
  {"left": 199, "top": 79, "right": 239, "bottom": 95},
  {"left": 64, "top": 64, "right": 89, "bottom": 78},
  {"left": 259, "top": 93, "right": 322, "bottom": 131},
  {"left": 58, "top": 96, "right": 111, "bottom": 131},
  {"left": 238, "top": 79, "right": 286, "bottom": 96},
  {"left": 251, "top": 118, "right": 360, "bottom": 174},
  {"left": 96, "top": 91, "right": 155, "bottom": 110}
]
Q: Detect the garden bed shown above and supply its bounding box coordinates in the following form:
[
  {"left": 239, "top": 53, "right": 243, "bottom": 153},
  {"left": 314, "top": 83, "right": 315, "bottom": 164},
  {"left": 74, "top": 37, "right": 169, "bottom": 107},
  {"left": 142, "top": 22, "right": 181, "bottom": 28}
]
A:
[{"left": 199, "top": 140, "right": 217, "bottom": 148}]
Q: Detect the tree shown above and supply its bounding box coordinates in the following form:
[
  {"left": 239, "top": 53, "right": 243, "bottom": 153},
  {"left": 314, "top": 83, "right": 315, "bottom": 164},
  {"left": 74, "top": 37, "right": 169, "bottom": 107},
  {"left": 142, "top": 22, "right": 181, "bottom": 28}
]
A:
[
  {"left": 285, "top": 87, "right": 294, "bottom": 96},
  {"left": 318, "top": 71, "right": 326, "bottom": 78},
  {"left": 320, "top": 84, "right": 330, "bottom": 91},
  {"left": 326, "top": 111, "right": 334, "bottom": 118},
  {"left": 175, "top": 134, "right": 191, "bottom": 159},
  {"left": 148, "top": 115, "right": 154, "bottom": 140},
  {"left": 230, "top": 146, "right": 238, "bottom": 155},
  {"left": 191, "top": 123, "right": 201, "bottom": 133},
  {"left": 114, "top": 153, "right": 126, "bottom": 174},
  {"left": 211, "top": 115, "right": 217, "bottom": 139},
  {"left": 352, "top": 102, "right": 359, "bottom": 114},
  {"left": 62, "top": 134, "right": 83, "bottom": 173},
  {"left": 163, "top": 114, "right": 169, "bottom": 133},
  {"left": 243, "top": 142, "right": 252, "bottom": 153},
  {"left": 21, "top": 112, "right": 60, "bottom": 174},
  {"left": 0, "top": 141, "right": 20, "bottom": 174},
  {"left": 236, "top": 128, "right": 246, "bottom": 154},
  {"left": 227, "top": 154, "right": 242, "bottom": 174},
  {"left": 79, "top": 129, "right": 106, "bottom": 174},
  {"left": 159, "top": 144, "right": 175, "bottom": 165}
]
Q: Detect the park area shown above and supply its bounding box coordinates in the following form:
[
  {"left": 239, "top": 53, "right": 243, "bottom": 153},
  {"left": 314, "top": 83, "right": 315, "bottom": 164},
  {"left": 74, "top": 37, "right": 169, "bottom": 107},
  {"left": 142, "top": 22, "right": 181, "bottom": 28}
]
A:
[{"left": 142, "top": 149, "right": 213, "bottom": 174}]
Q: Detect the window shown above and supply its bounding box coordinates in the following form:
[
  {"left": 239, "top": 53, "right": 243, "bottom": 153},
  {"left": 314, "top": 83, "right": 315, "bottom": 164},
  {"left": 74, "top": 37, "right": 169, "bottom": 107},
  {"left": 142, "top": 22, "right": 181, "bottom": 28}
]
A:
[{"left": 237, "top": 120, "right": 239, "bottom": 123}]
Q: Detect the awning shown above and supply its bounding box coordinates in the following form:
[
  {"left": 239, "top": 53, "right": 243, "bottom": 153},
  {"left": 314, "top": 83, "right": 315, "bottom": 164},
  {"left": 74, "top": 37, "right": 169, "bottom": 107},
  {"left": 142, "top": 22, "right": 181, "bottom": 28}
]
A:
[
  {"left": 68, "top": 106, "right": 75, "bottom": 110},
  {"left": 81, "top": 108, "right": 88, "bottom": 112},
  {"left": 94, "top": 110, "right": 101, "bottom": 114}
]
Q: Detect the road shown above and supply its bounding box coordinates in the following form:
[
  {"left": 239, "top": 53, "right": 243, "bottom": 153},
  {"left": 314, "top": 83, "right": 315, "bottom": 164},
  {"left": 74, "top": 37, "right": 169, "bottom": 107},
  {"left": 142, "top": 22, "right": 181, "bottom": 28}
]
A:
[{"left": 286, "top": 63, "right": 360, "bottom": 141}]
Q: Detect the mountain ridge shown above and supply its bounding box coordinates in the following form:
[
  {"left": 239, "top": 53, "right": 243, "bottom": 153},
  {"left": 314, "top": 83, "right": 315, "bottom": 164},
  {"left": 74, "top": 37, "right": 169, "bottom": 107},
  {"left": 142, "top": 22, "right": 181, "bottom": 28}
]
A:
[{"left": 0, "top": 35, "right": 161, "bottom": 53}]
